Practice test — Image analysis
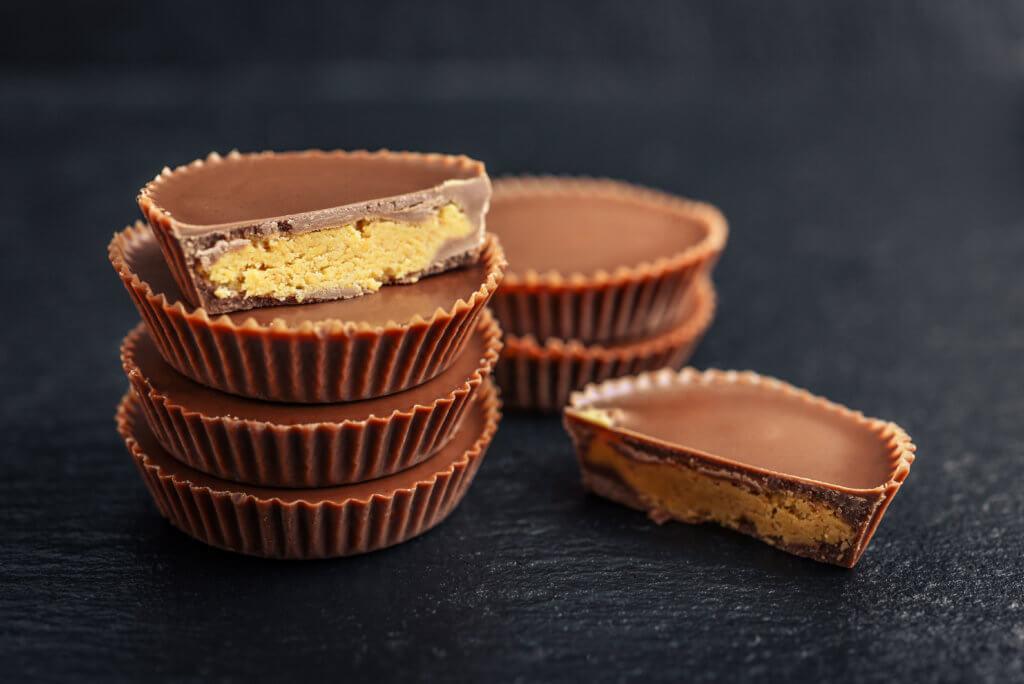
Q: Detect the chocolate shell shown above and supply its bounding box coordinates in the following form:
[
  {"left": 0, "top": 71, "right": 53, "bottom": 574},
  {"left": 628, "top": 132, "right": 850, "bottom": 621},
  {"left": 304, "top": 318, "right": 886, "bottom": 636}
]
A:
[
  {"left": 495, "top": 277, "right": 716, "bottom": 412},
  {"left": 564, "top": 368, "right": 916, "bottom": 568},
  {"left": 116, "top": 381, "right": 500, "bottom": 559},
  {"left": 122, "top": 309, "right": 501, "bottom": 487},
  {"left": 109, "top": 221, "right": 506, "bottom": 403},
  {"left": 138, "top": 150, "right": 492, "bottom": 314},
  {"left": 488, "top": 177, "right": 727, "bottom": 345}
]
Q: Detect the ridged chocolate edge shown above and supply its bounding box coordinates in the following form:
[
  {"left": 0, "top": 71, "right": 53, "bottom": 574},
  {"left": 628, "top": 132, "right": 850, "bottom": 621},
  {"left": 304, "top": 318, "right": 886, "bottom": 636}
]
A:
[
  {"left": 564, "top": 368, "right": 916, "bottom": 567},
  {"left": 115, "top": 381, "right": 501, "bottom": 559},
  {"left": 139, "top": 149, "right": 489, "bottom": 307},
  {"left": 490, "top": 176, "right": 727, "bottom": 345},
  {"left": 494, "top": 278, "right": 716, "bottom": 412},
  {"left": 109, "top": 222, "right": 507, "bottom": 402},
  {"left": 490, "top": 257, "right": 703, "bottom": 345},
  {"left": 122, "top": 310, "right": 503, "bottom": 488}
]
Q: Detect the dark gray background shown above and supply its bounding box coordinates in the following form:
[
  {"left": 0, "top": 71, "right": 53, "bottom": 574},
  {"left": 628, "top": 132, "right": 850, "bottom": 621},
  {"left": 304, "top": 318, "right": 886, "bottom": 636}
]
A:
[{"left": 2, "top": 1, "right": 1023, "bottom": 682}]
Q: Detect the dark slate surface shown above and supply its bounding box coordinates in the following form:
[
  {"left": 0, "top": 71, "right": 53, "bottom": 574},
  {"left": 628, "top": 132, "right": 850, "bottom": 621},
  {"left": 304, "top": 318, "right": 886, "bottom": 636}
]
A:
[{"left": 2, "top": 11, "right": 1024, "bottom": 681}]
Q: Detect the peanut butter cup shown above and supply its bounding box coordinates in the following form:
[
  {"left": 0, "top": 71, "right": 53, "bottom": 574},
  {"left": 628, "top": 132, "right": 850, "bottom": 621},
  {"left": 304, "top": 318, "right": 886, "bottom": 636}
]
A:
[
  {"left": 122, "top": 310, "right": 501, "bottom": 487},
  {"left": 109, "top": 222, "right": 506, "bottom": 403},
  {"left": 139, "top": 150, "right": 492, "bottom": 314},
  {"left": 495, "top": 277, "right": 715, "bottom": 412},
  {"left": 488, "top": 177, "right": 727, "bottom": 345},
  {"left": 116, "top": 381, "right": 500, "bottom": 559},
  {"left": 564, "top": 369, "right": 916, "bottom": 568}
]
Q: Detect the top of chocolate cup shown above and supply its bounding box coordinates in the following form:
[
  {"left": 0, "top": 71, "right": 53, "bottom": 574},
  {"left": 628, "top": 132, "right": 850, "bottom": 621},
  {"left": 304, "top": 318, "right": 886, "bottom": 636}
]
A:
[
  {"left": 566, "top": 367, "right": 915, "bottom": 493},
  {"left": 137, "top": 150, "right": 492, "bottom": 314},
  {"left": 487, "top": 177, "right": 727, "bottom": 344},
  {"left": 490, "top": 176, "right": 727, "bottom": 288},
  {"left": 138, "top": 149, "right": 489, "bottom": 237}
]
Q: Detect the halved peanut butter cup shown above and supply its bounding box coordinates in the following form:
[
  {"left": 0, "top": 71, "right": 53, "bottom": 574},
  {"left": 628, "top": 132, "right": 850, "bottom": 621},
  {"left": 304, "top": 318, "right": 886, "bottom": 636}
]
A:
[
  {"left": 489, "top": 177, "right": 727, "bottom": 345},
  {"left": 115, "top": 381, "right": 500, "bottom": 559},
  {"left": 495, "top": 277, "right": 716, "bottom": 412},
  {"left": 564, "top": 369, "right": 916, "bottom": 568},
  {"left": 109, "top": 221, "right": 506, "bottom": 403},
  {"left": 138, "top": 150, "right": 492, "bottom": 314},
  {"left": 121, "top": 309, "right": 501, "bottom": 488}
]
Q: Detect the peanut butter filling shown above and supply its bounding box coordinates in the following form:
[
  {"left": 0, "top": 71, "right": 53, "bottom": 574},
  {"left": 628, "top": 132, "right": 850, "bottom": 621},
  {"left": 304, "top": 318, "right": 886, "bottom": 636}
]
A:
[
  {"left": 583, "top": 434, "right": 856, "bottom": 551},
  {"left": 203, "top": 204, "right": 473, "bottom": 302}
]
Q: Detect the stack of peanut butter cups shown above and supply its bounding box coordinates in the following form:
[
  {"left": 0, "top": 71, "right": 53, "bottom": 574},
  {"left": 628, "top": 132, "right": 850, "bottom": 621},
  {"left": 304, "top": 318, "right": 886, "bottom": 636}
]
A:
[
  {"left": 488, "top": 177, "right": 727, "bottom": 412},
  {"left": 109, "top": 150, "right": 507, "bottom": 559}
]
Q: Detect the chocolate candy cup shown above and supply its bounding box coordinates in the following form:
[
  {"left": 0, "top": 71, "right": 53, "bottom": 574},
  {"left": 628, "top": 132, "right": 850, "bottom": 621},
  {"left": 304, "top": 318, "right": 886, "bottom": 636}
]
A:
[
  {"left": 109, "top": 221, "right": 506, "bottom": 403},
  {"left": 116, "top": 381, "right": 500, "bottom": 559},
  {"left": 494, "top": 277, "right": 715, "bottom": 412},
  {"left": 488, "top": 177, "right": 727, "bottom": 345},
  {"left": 122, "top": 309, "right": 501, "bottom": 487},
  {"left": 138, "top": 150, "right": 491, "bottom": 314},
  {"left": 564, "top": 368, "right": 916, "bottom": 568}
]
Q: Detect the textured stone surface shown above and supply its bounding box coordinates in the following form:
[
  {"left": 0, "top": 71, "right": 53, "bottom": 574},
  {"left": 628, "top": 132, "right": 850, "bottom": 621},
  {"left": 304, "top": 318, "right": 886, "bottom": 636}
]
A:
[{"left": 2, "top": 26, "right": 1023, "bottom": 682}]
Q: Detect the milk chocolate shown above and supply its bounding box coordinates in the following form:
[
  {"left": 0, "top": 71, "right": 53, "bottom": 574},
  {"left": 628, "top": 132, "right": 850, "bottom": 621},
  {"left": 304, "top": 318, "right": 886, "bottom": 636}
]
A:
[
  {"left": 109, "top": 222, "right": 506, "bottom": 402},
  {"left": 489, "top": 177, "right": 727, "bottom": 344},
  {"left": 117, "top": 381, "right": 500, "bottom": 559},
  {"left": 138, "top": 150, "right": 492, "bottom": 314},
  {"left": 564, "top": 369, "right": 916, "bottom": 567},
  {"left": 123, "top": 309, "right": 501, "bottom": 487},
  {"left": 495, "top": 277, "right": 715, "bottom": 412}
]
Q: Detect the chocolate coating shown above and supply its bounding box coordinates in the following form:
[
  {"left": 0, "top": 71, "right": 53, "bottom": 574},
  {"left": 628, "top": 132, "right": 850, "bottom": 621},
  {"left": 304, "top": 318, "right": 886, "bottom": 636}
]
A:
[
  {"left": 489, "top": 189, "right": 706, "bottom": 277},
  {"left": 145, "top": 150, "right": 487, "bottom": 232},
  {"left": 128, "top": 387, "right": 490, "bottom": 504},
  {"left": 565, "top": 369, "right": 916, "bottom": 566},
  {"left": 130, "top": 322, "right": 489, "bottom": 425},
  {"left": 586, "top": 381, "right": 894, "bottom": 489},
  {"left": 136, "top": 151, "right": 492, "bottom": 314},
  {"left": 124, "top": 224, "right": 491, "bottom": 328}
]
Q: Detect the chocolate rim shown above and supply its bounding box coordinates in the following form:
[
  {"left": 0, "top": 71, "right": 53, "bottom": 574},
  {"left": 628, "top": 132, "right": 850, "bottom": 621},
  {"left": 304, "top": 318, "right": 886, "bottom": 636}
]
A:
[
  {"left": 490, "top": 176, "right": 728, "bottom": 344},
  {"left": 564, "top": 368, "right": 916, "bottom": 567},
  {"left": 566, "top": 368, "right": 916, "bottom": 495},
  {"left": 115, "top": 381, "right": 501, "bottom": 559},
  {"left": 108, "top": 221, "right": 507, "bottom": 402},
  {"left": 121, "top": 310, "right": 502, "bottom": 487},
  {"left": 138, "top": 149, "right": 489, "bottom": 306},
  {"left": 139, "top": 149, "right": 487, "bottom": 232},
  {"left": 494, "top": 277, "right": 716, "bottom": 412}
]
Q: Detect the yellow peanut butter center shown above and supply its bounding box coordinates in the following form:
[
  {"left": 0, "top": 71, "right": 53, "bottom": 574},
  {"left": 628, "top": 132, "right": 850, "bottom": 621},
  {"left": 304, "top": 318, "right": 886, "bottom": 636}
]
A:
[
  {"left": 584, "top": 434, "right": 856, "bottom": 550},
  {"left": 205, "top": 203, "right": 473, "bottom": 301}
]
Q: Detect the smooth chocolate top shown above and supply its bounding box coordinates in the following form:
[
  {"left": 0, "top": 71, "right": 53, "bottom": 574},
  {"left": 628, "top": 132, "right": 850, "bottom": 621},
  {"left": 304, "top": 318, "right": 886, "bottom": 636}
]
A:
[
  {"left": 124, "top": 226, "right": 490, "bottom": 327},
  {"left": 146, "top": 151, "right": 485, "bottom": 229},
  {"left": 127, "top": 323, "right": 491, "bottom": 425},
  {"left": 588, "top": 381, "right": 895, "bottom": 489},
  {"left": 125, "top": 391, "right": 490, "bottom": 502},
  {"left": 489, "top": 184, "right": 707, "bottom": 276}
]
